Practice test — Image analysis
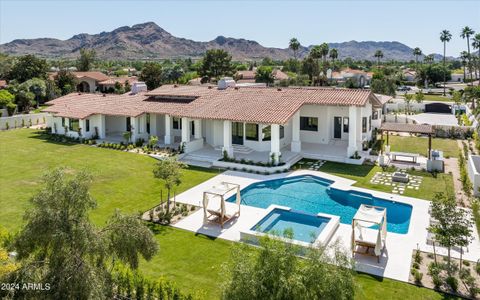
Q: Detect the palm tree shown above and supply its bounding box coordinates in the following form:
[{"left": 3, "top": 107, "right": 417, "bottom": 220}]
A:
[
  {"left": 424, "top": 54, "right": 435, "bottom": 64},
  {"left": 460, "top": 51, "right": 469, "bottom": 82},
  {"left": 374, "top": 50, "right": 384, "bottom": 67},
  {"left": 412, "top": 47, "right": 422, "bottom": 69},
  {"left": 319, "top": 43, "right": 329, "bottom": 63},
  {"left": 309, "top": 46, "right": 322, "bottom": 85},
  {"left": 440, "top": 30, "right": 452, "bottom": 96},
  {"left": 472, "top": 33, "right": 480, "bottom": 84},
  {"left": 461, "top": 26, "right": 475, "bottom": 83},
  {"left": 289, "top": 38, "right": 301, "bottom": 60},
  {"left": 329, "top": 48, "right": 338, "bottom": 62}
]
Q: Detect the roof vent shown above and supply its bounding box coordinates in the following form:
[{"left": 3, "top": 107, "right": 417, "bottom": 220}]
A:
[
  {"left": 277, "top": 88, "right": 282, "bottom": 91},
  {"left": 131, "top": 81, "right": 148, "bottom": 94},
  {"left": 234, "top": 86, "right": 239, "bottom": 90},
  {"left": 218, "top": 77, "right": 236, "bottom": 90},
  {"left": 102, "top": 94, "right": 106, "bottom": 97},
  {"left": 174, "top": 84, "right": 178, "bottom": 88},
  {"left": 208, "top": 86, "right": 213, "bottom": 89}
]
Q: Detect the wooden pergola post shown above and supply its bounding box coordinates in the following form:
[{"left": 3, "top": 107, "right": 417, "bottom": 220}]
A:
[
  {"left": 380, "top": 130, "right": 384, "bottom": 154},
  {"left": 386, "top": 131, "right": 389, "bottom": 146}
]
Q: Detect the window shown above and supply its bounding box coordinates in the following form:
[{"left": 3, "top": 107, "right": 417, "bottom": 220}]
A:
[
  {"left": 362, "top": 117, "right": 367, "bottom": 133},
  {"left": 280, "top": 125, "right": 285, "bottom": 139},
  {"left": 372, "top": 110, "right": 379, "bottom": 120},
  {"left": 85, "top": 119, "right": 90, "bottom": 132},
  {"left": 262, "top": 125, "right": 271, "bottom": 141},
  {"left": 173, "top": 117, "right": 182, "bottom": 130},
  {"left": 61, "top": 117, "right": 65, "bottom": 127},
  {"left": 300, "top": 117, "right": 318, "bottom": 131},
  {"left": 146, "top": 114, "right": 151, "bottom": 134},
  {"left": 343, "top": 117, "right": 349, "bottom": 133},
  {"left": 369, "top": 116, "right": 372, "bottom": 131},
  {"left": 69, "top": 118, "right": 79, "bottom": 132},
  {"left": 245, "top": 123, "right": 259, "bottom": 141}
]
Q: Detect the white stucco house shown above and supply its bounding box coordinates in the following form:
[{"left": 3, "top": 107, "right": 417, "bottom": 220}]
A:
[{"left": 44, "top": 83, "right": 383, "bottom": 166}]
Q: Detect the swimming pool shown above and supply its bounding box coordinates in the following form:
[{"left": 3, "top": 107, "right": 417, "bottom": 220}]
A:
[
  {"left": 228, "top": 175, "right": 412, "bottom": 234},
  {"left": 253, "top": 208, "right": 330, "bottom": 243}
]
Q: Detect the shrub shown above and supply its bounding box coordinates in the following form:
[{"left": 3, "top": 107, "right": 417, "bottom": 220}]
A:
[
  {"left": 476, "top": 259, "right": 480, "bottom": 275},
  {"left": 413, "top": 270, "right": 423, "bottom": 284},
  {"left": 414, "top": 250, "right": 423, "bottom": 264},
  {"left": 412, "top": 262, "right": 420, "bottom": 269},
  {"left": 446, "top": 276, "right": 458, "bottom": 292},
  {"left": 5, "top": 122, "right": 9, "bottom": 130},
  {"left": 463, "top": 260, "right": 471, "bottom": 267}
]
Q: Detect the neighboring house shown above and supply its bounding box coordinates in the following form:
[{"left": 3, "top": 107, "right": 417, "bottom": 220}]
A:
[
  {"left": 235, "top": 69, "right": 290, "bottom": 84},
  {"left": 403, "top": 70, "right": 416, "bottom": 82},
  {"left": 450, "top": 73, "right": 464, "bottom": 83},
  {"left": 329, "top": 68, "right": 371, "bottom": 87},
  {"left": 49, "top": 71, "right": 110, "bottom": 93},
  {"left": 98, "top": 76, "right": 138, "bottom": 92},
  {"left": 372, "top": 94, "right": 393, "bottom": 129}
]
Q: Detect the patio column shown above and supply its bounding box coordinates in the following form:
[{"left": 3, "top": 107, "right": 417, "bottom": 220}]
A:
[
  {"left": 181, "top": 117, "right": 190, "bottom": 143},
  {"left": 130, "top": 116, "right": 138, "bottom": 143},
  {"left": 270, "top": 124, "right": 281, "bottom": 165},
  {"left": 222, "top": 120, "right": 233, "bottom": 157},
  {"left": 99, "top": 115, "right": 106, "bottom": 139},
  {"left": 79, "top": 119, "right": 86, "bottom": 138},
  {"left": 194, "top": 119, "right": 202, "bottom": 140},
  {"left": 347, "top": 106, "right": 358, "bottom": 157},
  {"left": 150, "top": 114, "right": 157, "bottom": 137},
  {"left": 291, "top": 111, "right": 301, "bottom": 152},
  {"left": 164, "top": 115, "right": 171, "bottom": 145}
]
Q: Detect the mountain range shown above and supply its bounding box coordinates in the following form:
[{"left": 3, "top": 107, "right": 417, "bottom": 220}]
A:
[{"left": 0, "top": 22, "right": 437, "bottom": 61}]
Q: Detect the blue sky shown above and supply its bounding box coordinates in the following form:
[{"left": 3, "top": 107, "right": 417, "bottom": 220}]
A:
[{"left": 1, "top": 0, "right": 479, "bottom": 56}]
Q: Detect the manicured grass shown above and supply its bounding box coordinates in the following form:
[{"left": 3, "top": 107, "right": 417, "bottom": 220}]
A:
[
  {"left": 0, "top": 129, "right": 220, "bottom": 231},
  {"left": 422, "top": 94, "right": 453, "bottom": 102},
  {"left": 0, "top": 129, "right": 457, "bottom": 299},
  {"left": 318, "top": 162, "right": 454, "bottom": 200},
  {"left": 387, "top": 135, "right": 459, "bottom": 158}
]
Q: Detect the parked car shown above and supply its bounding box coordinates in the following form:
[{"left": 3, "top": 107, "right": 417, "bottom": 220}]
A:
[{"left": 397, "top": 86, "right": 412, "bottom": 91}]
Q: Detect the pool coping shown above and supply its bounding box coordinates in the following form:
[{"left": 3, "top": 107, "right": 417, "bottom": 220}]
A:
[{"left": 239, "top": 204, "right": 340, "bottom": 249}]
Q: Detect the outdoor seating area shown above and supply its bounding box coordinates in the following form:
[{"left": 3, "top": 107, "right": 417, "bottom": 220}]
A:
[
  {"left": 202, "top": 182, "right": 241, "bottom": 228},
  {"left": 370, "top": 170, "right": 423, "bottom": 194},
  {"left": 351, "top": 204, "right": 387, "bottom": 263}
]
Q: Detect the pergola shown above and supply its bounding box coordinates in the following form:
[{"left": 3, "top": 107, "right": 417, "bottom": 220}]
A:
[
  {"left": 351, "top": 204, "right": 387, "bottom": 263},
  {"left": 379, "top": 123, "right": 435, "bottom": 159},
  {"left": 202, "top": 182, "right": 241, "bottom": 228}
]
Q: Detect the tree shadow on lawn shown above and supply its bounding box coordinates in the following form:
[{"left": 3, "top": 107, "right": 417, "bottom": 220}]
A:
[{"left": 28, "top": 130, "right": 78, "bottom": 147}]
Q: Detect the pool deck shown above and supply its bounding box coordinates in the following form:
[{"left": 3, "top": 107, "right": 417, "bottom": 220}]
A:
[{"left": 171, "top": 170, "right": 480, "bottom": 283}]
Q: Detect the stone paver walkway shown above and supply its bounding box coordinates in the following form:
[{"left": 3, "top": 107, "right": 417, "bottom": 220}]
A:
[
  {"left": 297, "top": 160, "right": 325, "bottom": 171},
  {"left": 370, "top": 171, "right": 423, "bottom": 194}
]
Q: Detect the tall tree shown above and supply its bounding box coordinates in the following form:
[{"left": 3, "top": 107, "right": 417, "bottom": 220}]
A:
[
  {"left": 329, "top": 48, "right": 338, "bottom": 63},
  {"left": 254, "top": 66, "right": 274, "bottom": 86},
  {"left": 301, "top": 56, "right": 319, "bottom": 86},
  {"left": 153, "top": 157, "right": 186, "bottom": 214},
  {"left": 440, "top": 30, "right": 452, "bottom": 96},
  {"left": 222, "top": 233, "right": 354, "bottom": 300},
  {"left": 424, "top": 54, "right": 435, "bottom": 64},
  {"left": 289, "top": 38, "right": 301, "bottom": 60},
  {"left": 308, "top": 46, "right": 322, "bottom": 85},
  {"left": 374, "top": 50, "right": 384, "bottom": 67},
  {"left": 76, "top": 48, "right": 96, "bottom": 72},
  {"left": 7, "top": 55, "right": 48, "bottom": 83},
  {"left": 198, "top": 49, "right": 234, "bottom": 81},
  {"left": 412, "top": 47, "right": 423, "bottom": 70},
  {"left": 471, "top": 33, "right": 480, "bottom": 85},
  {"left": 319, "top": 42, "right": 329, "bottom": 63},
  {"left": 460, "top": 51, "right": 469, "bottom": 82},
  {"left": 5, "top": 168, "right": 158, "bottom": 299},
  {"left": 460, "top": 26, "right": 475, "bottom": 82},
  {"left": 55, "top": 69, "right": 77, "bottom": 95},
  {"left": 140, "top": 62, "right": 163, "bottom": 90}
]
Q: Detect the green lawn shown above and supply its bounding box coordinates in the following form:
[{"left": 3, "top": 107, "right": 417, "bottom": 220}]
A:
[
  {"left": 0, "top": 129, "right": 220, "bottom": 231},
  {"left": 0, "top": 129, "right": 458, "bottom": 299},
  {"left": 318, "top": 162, "right": 454, "bottom": 200},
  {"left": 387, "top": 135, "right": 459, "bottom": 158},
  {"left": 422, "top": 94, "right": 453, "bottom": 102}
]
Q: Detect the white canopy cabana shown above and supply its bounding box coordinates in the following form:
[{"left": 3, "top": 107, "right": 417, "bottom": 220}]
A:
[
  {"left": 203, "top": 182, "right": 241, "bottom": 228},
  {"left": 351, "top": 204, "right": 387, "bottom": 263}
]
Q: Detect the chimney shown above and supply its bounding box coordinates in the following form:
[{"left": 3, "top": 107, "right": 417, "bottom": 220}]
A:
[{"left": 131, "top": 82, "right": 148, "bottom": 94}]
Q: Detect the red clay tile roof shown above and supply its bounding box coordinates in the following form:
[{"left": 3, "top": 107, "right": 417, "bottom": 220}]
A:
[
  {"left": 272, "top": 70, "right": 289, "bottom": 80},
  {"left": 45, "top": 85, "right": 381, "bottom": 124},
  {"left": 98, "top": 76, "right": 138, "bottom": 85},
  {"left": 235, "top": 70, "right": 256, "bottom": 80},
  {"left": 49, "top": 71, "right": 109, "bottom": 82}
]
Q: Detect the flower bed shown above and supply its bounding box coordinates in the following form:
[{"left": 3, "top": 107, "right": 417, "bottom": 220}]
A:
[
  {"left": 142, "top": 202, "right": 199, "bottom": 225},
  {"left": 409, "top": 250, "right": 480, "bottom": 298}
]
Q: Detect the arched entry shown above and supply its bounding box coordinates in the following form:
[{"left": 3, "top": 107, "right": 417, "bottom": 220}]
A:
[
  {"left": 425, "top": 102, "right": 452, "bottom": 114},
  {"left": 77, "top": 81, "right": 90, "bottom": 93}
]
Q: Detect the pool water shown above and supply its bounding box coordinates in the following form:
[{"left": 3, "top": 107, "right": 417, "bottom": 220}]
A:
[
  {"left": 228, "top": 175, "right": 412, "bottom": 234},
  {"left": 253, "top": 208, "right": 330, "bottom": 243}
]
